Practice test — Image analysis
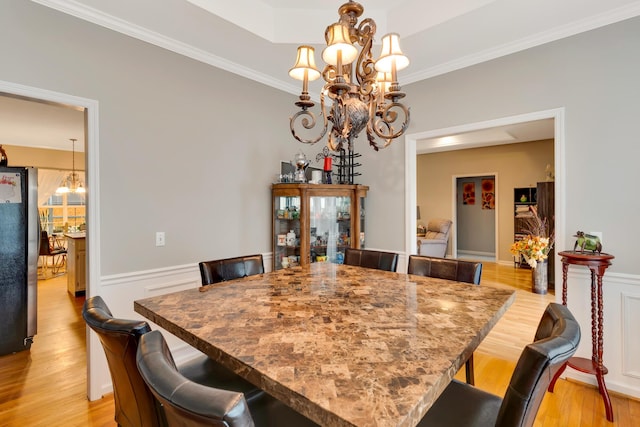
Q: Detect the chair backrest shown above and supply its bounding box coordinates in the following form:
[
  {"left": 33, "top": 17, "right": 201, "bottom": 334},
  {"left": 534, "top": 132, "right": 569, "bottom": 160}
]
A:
[
  {"left": 496, "top": 303, "right": 581, "bottom": 427},
  {"left": 343, "top": 248, "right": 399, "bottom": 272},
  {"left": 81, "top": 296, "right": 163, "bottom": 427},
  {"left": 137, "top": 330, "right": 254, "bottom": 427},
  {"left": 199, "top": 254, "right": 265, "bottom": 286},
  {"left": 39, "top": 230, "right": 49, "bottom": 255},
  {"left": 424, "top": 219, "right": 452, "bottom": 241},
  {"left": 39, "top": 230, "right": 66, "bottom": 256},
  {"left": 407, "top": 255, "right": 482, "bottom": 285}
]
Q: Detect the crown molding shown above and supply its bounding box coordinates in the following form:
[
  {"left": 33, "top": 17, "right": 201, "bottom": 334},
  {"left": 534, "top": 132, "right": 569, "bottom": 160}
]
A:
[
  {"left": 404, "top": 1, "right": 640, "bottom": 85},
  {"left": 30, "top": 0, "right": 301, "bottom": 96},
  {"left": 32, "top": 0, "right": 640, "bottom": 92}
]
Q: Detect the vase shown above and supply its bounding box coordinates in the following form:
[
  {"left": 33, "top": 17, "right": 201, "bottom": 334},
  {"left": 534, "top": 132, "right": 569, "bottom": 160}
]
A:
[{"left": 532, "top": 259, "right": 548, "bottom": 294}]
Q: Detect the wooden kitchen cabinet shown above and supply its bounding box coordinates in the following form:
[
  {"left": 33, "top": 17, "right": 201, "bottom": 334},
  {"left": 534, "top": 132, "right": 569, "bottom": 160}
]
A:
[{"left": 66, "top": 232, "right": 86, "bottom": 296}]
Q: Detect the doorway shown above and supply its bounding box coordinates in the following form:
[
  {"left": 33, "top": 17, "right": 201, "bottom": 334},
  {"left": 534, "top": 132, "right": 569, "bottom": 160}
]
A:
[
  {"left": 454, "top": 174, "right": 497, "bottom": 262},
  {"left": 0, "top": 79, "right": 101, "bottom": 399},
  {"left": 404, "top": 109, "right": 565, "bottom": 278}
]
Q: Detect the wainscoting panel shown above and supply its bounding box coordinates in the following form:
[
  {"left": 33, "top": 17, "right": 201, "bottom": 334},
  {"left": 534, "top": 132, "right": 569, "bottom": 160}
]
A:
[
  {"left": 564, "top": 268, "right": 640, "bottom": 399},
  {"left": 622, "top": 292, "right": 640, "bottom": 379}
]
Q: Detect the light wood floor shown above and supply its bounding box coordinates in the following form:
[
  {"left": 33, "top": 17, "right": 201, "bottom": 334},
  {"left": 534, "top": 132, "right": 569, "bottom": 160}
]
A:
[{"left": 0, "top": 264, "right": 637, "bottom": 426}]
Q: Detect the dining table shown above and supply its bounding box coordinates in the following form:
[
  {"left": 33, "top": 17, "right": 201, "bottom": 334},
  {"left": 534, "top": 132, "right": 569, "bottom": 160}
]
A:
[{"left": 134, "top": 262, "right": 515, "bottom": 427}]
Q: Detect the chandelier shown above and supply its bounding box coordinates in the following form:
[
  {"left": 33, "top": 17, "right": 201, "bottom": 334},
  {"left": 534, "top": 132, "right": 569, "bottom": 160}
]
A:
[
  {"left": 289, "top": 1, "right": 410, "bottom": 154},
  {"left": 56, "top": 138, "right": 86, "bottom": 194}
]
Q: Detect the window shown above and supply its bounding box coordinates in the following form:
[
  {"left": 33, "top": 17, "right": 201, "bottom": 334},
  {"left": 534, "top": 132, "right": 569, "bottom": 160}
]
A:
[{"left": 39, "top": 192, "right": 85, "bottom": 234}]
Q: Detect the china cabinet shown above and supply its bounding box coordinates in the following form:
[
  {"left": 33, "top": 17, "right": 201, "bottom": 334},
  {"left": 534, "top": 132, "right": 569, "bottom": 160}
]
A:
[{"left": 272, "top": 183, "right": 368, "bottom": 270}]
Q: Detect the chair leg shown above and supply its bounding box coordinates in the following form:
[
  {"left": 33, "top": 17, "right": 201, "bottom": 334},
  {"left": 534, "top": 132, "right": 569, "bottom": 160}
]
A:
[
  {"left": 465, "top": 353, "right": 475, "bottom": 385},
  {"left": 52, "top": 254, "right": 66, "bottom": 274},
  {"left": 38, "top": 255, "right": 48, "bottom": 279}
]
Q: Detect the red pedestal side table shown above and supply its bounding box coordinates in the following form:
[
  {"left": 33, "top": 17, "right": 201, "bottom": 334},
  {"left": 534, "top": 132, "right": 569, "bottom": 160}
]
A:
[{"left": 549, "top": 250, "right": 615, "bottom": 422}]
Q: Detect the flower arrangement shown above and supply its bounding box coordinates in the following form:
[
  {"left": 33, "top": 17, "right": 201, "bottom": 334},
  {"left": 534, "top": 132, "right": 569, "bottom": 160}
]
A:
[{"left": 510, "top": 206, "right": 554, "bottom": 268}]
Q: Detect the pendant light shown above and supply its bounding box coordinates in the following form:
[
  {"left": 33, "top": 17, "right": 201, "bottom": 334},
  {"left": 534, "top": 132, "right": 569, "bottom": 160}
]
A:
[{"left": 56, "top": 138, "right": 85, "bottom": 194}]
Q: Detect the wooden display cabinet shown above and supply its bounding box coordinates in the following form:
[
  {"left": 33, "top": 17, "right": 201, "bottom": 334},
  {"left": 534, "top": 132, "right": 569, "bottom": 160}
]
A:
[{"left": 272, "top": 183, "right": 368, "bottom": 270}]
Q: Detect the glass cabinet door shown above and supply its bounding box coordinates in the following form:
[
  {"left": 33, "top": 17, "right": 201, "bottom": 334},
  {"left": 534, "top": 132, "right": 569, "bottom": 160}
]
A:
[
  {"left": 309, "top": 195, "right": 351, "bottom": 264},
  {"left": 274, "top": 195, "right": 301, "bottom": 269}
]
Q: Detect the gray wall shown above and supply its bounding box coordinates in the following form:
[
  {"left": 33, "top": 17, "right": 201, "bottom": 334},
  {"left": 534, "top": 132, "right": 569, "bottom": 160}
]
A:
[
  {"left": 1, "top": 1, "right": 296, "bottom": 275},
  {"left": 407, "top": 16, "right": 640, "bottom": 274}
]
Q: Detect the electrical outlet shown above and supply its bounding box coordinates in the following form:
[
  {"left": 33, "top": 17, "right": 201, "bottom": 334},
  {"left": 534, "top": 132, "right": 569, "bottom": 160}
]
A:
[{"left": 155, "top": 231, "right": 165, "bottom": 247}]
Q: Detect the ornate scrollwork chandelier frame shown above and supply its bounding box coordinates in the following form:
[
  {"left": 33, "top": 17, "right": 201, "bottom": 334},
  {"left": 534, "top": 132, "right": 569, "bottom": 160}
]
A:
[{"left": 289, "top": 1, "right": 410, "bottom": 153}]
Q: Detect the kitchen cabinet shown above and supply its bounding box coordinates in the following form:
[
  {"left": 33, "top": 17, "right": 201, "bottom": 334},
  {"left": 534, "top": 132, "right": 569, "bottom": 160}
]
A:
[
  {"left": 66, "top": 232, "right": 86, "bottom": 296},
  {"left": 272, "top": 183, "right": 368, "bottom": 270}
]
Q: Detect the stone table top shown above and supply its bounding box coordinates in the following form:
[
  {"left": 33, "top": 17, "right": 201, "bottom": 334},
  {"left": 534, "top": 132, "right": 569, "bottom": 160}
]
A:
[{"left": 135, "top": 263, "right": 515, "bottom": 427}]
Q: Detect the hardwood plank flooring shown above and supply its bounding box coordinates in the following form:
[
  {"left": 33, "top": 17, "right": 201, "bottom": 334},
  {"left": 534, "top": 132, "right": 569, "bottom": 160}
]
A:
[{"left": 0, "top": 264, "right": 637, "bottom": 426}]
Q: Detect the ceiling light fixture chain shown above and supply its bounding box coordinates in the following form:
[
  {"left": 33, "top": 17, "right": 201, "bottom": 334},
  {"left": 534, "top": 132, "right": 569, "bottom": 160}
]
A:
[{"left": 289, "top": 0, "right": 410, "bottom": 167}]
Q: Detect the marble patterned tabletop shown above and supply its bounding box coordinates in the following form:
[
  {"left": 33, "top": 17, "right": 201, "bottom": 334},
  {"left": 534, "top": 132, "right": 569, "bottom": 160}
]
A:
[{"left": 135, "top": 262, "right": 515, "bottom": 427}]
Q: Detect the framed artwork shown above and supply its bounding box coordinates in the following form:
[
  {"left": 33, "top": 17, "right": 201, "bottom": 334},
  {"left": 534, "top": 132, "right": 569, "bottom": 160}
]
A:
[
  {"left": 482, "top": 178, "right": 495, "bottom": 209},
  {"left": 462, "top": 182, "right": 475, "bottom": 205}
]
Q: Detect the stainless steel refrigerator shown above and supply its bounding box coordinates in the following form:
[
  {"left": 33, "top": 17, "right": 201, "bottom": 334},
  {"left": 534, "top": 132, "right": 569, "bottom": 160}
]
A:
[{"left": 0, "top": 166, "right": 38, "bottom": 355}]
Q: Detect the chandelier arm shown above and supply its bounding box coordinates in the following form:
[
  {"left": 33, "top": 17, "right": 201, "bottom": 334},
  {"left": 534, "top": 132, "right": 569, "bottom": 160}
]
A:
[
  {"left": 368, "top": 102, "right": 411, "bottom": 146},
  {"left": 290, "top": 94, "right": 329, "bottom": 144},
  {"left": 352, "top": 18, "right": 376, "bottom": 102}
]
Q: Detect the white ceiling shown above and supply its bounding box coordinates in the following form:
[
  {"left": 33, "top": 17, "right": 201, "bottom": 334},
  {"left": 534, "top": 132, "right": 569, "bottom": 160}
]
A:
[
  {"left": 4, "top": 0, "right": 640, "bottom": 152},
  {"left": 415, "top": 119, "right": 555, "bottom": 154},
  {"left": 0, "top": 94, "right": 85, "bottom": 153}
]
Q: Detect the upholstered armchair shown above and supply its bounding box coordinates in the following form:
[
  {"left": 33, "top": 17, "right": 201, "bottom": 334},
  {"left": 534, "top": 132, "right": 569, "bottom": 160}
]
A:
[{"left": 417, "top": 219, "right": 452, "bottom": 258}]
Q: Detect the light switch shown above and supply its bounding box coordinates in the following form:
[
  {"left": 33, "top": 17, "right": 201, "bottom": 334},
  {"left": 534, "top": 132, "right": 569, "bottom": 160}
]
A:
[{"left": 155, "top": 232, "right": 165, "bottom": 247}]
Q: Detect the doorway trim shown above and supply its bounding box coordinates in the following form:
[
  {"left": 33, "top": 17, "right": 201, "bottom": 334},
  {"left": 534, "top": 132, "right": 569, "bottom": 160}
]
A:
[
  {"left": 0, "top": 79, "right": 102, "bottom": 399},
  {"left": 405, "top": 108, "right": 565, "bottom": 284}
]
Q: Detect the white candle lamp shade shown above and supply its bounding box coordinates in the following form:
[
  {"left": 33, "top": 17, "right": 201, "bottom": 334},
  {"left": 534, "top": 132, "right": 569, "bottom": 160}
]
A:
[
  {"left": 375, "top": 33, "right": 409, "bottom": 73},
  {"left": 322, "top": 23, "right": 358, "bottom": 66},
  {"left": 289, "top": 46, "right": 321, "bottom": 81}
]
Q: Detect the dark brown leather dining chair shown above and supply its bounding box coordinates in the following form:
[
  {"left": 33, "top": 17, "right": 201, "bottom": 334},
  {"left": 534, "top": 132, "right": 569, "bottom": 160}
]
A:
[
  {"left": 199, "top": 254, "right": 264, "bottom": 286},
  {"left": 407, "top": 255, "right": 482, "bottom": 384},
  {"left": 82, "top": 296, "right": 261, "bottom": 427},
  {"left": 343, "top": 248, "right": 399, "bottom": 272},
  {"left": 417, "top": 302, "right": 580, "bottom": 427},
  {"left": 137, "top": 330, "right": 320, "bottom": 427},
  {"left": 407, "top": 255, "right": 482, "bottom": 284}
]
